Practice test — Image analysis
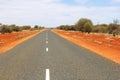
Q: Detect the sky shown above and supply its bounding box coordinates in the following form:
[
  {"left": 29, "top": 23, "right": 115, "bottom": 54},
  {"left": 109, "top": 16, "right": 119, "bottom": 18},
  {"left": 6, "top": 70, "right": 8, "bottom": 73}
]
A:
[{"left": 0, "top": 0, "right": 120, "bottom": 27}]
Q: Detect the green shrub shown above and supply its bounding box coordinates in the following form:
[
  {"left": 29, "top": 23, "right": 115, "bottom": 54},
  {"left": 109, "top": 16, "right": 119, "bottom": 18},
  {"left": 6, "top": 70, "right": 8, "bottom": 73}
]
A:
[
  {"left": 0, "top": 25, "right": 12, "bottom": 34},
  {"left": 75, "top": 18, "right": 93, "bottom": 32}
]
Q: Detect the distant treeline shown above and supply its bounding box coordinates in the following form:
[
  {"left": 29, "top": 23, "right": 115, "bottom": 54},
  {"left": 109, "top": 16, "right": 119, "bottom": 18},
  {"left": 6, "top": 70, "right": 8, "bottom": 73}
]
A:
[
  {"left": 0, "top": 24, "right": 44, "bottom": 34},
  {"left": 57, "top": 18, "right": 120, "bottom": 36}
]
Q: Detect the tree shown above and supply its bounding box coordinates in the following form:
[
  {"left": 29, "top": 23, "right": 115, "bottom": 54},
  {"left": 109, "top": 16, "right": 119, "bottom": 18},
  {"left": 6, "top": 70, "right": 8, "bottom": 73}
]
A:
[
  {"left": 107, "top": 19, "right": 120, "bottom": 36},
  {"left": 93, "top": 24, "right": 108, "bottom": 33},
  {"left": 34, "top": 25, "right": 39, "bottom": 29},
  {"left": 14, "top": 26, "right": 21, "bottom": 32},
  {"left": 108, "top": 23, "right": 119, "bottom": 36},
  {"left": 22, "top": 25, "right": 31, "bottom": 30},
  {"left": 84, "top": 22, "right": 93, "bottom": 33},
  {"left": 57, "top": 25, "right": 75, "bottom": 30},
  {"left": 0, "top": 25, "right": 12, "bottom": 34},
  {"left": 75, "top": 18, "right": 93, "bottom": 32},
  {"left": 68, "top": 25, "right": 76, "bottom": 30},
  {"left": 8, "top": 24, "right": 21, "bottom": 32}
]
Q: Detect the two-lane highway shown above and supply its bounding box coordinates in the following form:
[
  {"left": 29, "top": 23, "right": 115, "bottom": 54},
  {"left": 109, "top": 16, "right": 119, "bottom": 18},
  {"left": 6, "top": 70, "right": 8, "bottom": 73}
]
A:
[{"left": 0, "top": 30, "right": 120, "bottom": 80}]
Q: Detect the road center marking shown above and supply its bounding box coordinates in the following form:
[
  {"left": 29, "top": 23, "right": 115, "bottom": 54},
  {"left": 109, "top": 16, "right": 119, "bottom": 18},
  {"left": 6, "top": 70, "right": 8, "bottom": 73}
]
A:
[
  {"left": 46, "top": 48, "right": 48, "bottom": 52},
  {"left": 46, "top": 69, "right": 50, "bottom": 80},
  {"left": 46, "top": 41, "right": 48, "bottom": 44},
  {"left": 46, "top": 33, "right": 48, "bottom": 40}
]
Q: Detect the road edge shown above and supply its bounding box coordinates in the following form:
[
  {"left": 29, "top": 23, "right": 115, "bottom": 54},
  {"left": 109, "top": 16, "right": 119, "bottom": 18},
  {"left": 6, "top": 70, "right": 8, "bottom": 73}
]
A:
[
  {"left": 0, "top": 29, "right": 47, "bottom": 54},
  {"left": 52, "top": 29, "right": 120, "bottom": 64}
]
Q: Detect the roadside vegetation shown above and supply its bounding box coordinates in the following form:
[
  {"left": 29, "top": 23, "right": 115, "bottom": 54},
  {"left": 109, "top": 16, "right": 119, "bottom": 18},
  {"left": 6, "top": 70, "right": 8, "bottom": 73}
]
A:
[
  {"left": 57, "top": 18, "right": 120, "bottom": 36},
  {"left": 0, "top": 23, "right": 44, "bottom": 34}
]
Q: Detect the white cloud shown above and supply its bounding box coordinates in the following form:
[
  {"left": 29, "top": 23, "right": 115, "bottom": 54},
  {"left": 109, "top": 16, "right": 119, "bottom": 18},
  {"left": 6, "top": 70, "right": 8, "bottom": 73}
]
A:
[{"left": 0, "top": 0, "right": 120, "bottom": 27}]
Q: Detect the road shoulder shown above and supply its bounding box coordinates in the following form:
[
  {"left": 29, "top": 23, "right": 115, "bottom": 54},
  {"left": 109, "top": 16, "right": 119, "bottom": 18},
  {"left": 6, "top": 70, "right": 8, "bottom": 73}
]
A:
[{"left": 52, "top": 29, "right": 120, "bottom": 64}]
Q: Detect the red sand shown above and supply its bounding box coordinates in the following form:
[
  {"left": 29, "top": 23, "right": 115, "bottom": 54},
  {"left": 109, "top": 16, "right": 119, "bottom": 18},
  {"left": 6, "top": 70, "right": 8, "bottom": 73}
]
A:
[
  {"left": 0, "top": 29, "right": 46, "bottom": 54},
  {"left": 52, "top": 29, "right": 120, "bottom": 64}
]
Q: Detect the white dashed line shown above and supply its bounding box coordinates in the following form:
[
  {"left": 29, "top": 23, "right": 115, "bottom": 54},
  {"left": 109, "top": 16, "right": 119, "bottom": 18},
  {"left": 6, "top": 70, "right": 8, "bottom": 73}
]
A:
[
  {"left": 46, "top": 41, "right": 48, "bottom": 44},
  {"left": 46, "top": 48, "right": 48, "bottom": 52},
  {"left": 46, "top": 33, "right": 48, "bottom": 40},
  {"left": 46, "top": 69, "right": 50, "bottom": 80},
  {"left": 45, "top": 32, "right": 50, "bottom": 80}
]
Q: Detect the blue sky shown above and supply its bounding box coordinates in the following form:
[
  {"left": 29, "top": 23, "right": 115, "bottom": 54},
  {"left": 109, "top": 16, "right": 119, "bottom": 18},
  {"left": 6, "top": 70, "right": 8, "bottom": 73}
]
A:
[
  {"left": 0, "top": 0, "right": 120, "bottom": 27},
  {"left": 61, "top": 0, "right": 120, "bottom": 6},
  {"left": 61, "top": 0, "right": 109, "bottom": 6}
]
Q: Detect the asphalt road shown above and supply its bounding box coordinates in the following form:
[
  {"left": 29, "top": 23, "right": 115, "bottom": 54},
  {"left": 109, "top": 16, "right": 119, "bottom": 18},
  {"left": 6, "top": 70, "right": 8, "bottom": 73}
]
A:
[{"left": 0, "top": 30, "right": 120, "bottom": 80}]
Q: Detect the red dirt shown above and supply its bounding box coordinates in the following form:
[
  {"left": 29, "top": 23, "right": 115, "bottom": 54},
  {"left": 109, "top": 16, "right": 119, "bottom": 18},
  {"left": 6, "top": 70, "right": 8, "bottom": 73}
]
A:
[
  {"left": 0, "top": 29, "right": 46, "bottom": 54},
  {"left": 52, "top": 29, "right": 120, "bottom": 64}
]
